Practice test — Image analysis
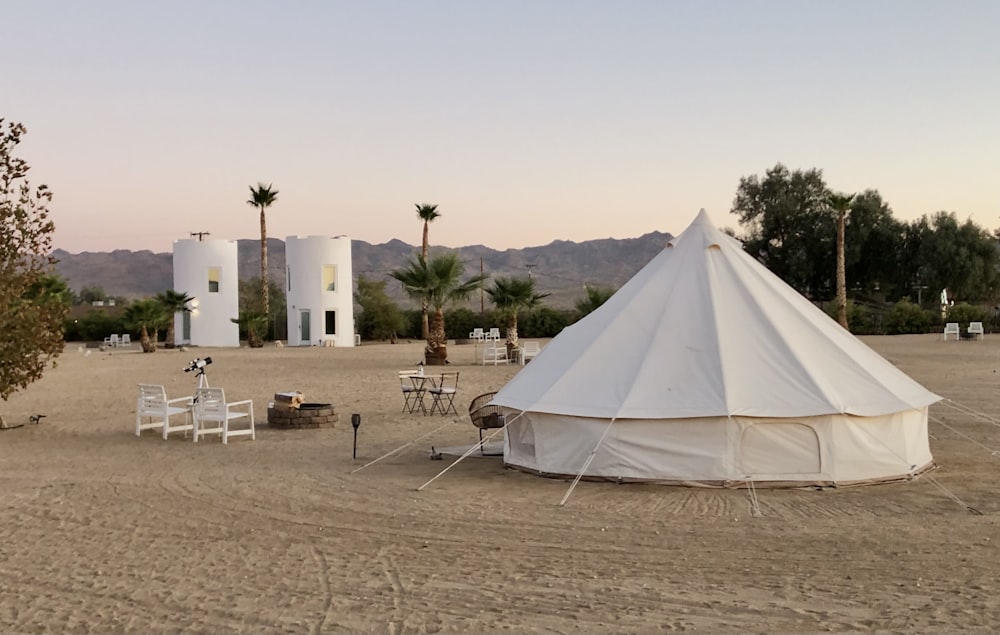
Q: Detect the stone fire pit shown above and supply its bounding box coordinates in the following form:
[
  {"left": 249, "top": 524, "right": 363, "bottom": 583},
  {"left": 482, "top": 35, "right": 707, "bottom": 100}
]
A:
[{"left": 267, "top": 402, "right": 338, "bottom": 428}]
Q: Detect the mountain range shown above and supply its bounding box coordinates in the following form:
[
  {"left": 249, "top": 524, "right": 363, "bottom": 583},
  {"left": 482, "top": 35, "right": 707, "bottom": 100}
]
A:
[{"left": 52, "top": 231, "right": 674, "bottom": 311}]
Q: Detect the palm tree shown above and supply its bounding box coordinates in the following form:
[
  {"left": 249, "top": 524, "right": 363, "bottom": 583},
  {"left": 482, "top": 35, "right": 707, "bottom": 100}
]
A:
[
  {"left": 123, "top": 299, "right": 169, "bottom": 353},
  {"left": 391, "top": 251, "right": 485, "bottom": 364},
  {"left": 485, "top": 276, "right": 550, "bottom": 354},
  {"left": 25, "top": 274, "right": 73, "bottom": 307},
  {"left": 829, "top": 192, "right": 855, "bottom": 329},
  {"left": 574, "top": 284, "right": 616, "bottom": 319},
  {"left": 230, "top": 311, "right": 267, "bottom": 348},
  {"left": 415, "top": 203, "right": 441, "bottom": 339},
  {"left": 247, "top": 182, "right": 279, "bottom": 324},
  {"left": 155, "top": 289, "right": 194, "bottom": 348}
]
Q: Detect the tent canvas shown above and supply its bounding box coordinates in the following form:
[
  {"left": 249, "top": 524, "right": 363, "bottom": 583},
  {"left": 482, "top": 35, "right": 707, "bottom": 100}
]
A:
[{"left": 492, "top": 210, "right": 939, "bottom": 487}]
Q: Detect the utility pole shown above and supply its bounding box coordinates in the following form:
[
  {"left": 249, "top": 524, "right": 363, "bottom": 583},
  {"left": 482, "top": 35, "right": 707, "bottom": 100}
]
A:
[
  {"left": 190, "top": 231, "right": 210, "bottom": 241},
  {"left": 480, "top": 257, "right": 484, "bottom": 314}
]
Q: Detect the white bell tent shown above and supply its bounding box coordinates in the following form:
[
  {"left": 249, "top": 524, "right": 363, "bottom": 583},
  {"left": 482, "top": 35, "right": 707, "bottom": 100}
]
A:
[{"left": 491, "top": 210, "right": 939, "bottom": 487}]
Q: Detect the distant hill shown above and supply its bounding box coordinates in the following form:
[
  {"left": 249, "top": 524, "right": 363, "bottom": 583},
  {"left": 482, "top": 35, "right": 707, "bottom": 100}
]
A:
[{"left": 52, "top": 231, "right": 674, "bottom": 311}]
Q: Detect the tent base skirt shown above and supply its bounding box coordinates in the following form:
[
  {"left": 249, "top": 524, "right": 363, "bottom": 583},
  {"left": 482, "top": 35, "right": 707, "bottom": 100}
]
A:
[{"left": 503, "top": 460, "right": 937, "bottom": 489}]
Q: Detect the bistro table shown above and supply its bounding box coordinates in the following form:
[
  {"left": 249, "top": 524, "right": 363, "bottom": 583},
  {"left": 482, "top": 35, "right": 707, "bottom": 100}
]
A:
[{"left": 406, "top": 372, "right": 441, "bottom": 415}]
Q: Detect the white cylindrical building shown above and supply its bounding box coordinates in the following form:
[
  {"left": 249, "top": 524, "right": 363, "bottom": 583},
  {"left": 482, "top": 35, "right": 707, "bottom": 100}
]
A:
[
  {"left": 285, "top": 235, "right": 355, "bottom": 347},
  {"left": 172, "top": 238, "right": 240, "bottom": 347}
]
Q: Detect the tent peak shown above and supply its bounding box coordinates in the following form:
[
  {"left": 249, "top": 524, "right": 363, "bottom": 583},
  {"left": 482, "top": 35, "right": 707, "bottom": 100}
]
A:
[
  {"left": 669, "top": 209, "right": 722, "bottom": 249},
  {"left": 692, "top": 208, "right": 714, "bottom": 225}
]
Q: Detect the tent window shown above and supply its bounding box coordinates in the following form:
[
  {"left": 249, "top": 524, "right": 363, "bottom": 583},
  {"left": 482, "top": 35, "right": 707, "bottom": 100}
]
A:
[
  {"left": 509, "top": 419, "right": 536, "bottom": 461},
  {"left": 740, "top": 422, "right": 820, "bottom": 475}
]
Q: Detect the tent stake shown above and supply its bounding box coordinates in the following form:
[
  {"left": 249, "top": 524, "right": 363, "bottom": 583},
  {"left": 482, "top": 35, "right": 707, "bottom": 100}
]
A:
[
  {"left": 350, "top": 421, "right": 453, "bottom": 474},
  {"left": 559, "top": 418, "right": 617, "bottom": 506}
]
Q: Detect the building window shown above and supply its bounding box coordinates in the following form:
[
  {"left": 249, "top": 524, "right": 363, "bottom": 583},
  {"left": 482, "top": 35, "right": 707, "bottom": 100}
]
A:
[
  {"left": 208, "top": 267, "right": 220, "bottom": 293},
  {"left": 287, "top": 267, "right": 291, "bottom": 292},
  {"left": 325, "top": 310, "right": 336, "bottom": 335},
  {"left": 322, "top": 265, "right": 336, "bottom": 292}
]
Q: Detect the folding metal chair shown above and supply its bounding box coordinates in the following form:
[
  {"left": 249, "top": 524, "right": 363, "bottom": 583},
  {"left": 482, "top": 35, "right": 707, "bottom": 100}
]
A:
[
  {"left": 399, "top": 370, "right": 427, "bottom": 414},
  {"left": 428, "top": 372, "right": 460, "bottom": 416}
]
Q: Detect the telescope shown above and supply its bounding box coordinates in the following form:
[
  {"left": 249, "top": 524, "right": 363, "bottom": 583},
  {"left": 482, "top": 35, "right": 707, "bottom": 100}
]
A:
[{"left": 183, "top": 357, "right": 213, "bottom": 373}]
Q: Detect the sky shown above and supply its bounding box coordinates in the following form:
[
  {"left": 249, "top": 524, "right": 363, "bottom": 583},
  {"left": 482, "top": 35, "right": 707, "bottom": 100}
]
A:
[{"left": 3, "top": 0, "right": 998, "bottom": 254}]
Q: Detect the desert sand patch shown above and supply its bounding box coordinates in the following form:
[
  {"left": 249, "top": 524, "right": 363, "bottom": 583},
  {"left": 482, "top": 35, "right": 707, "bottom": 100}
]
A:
[{"left": 0, "top": 335, "right": 997, "bottom": 634}]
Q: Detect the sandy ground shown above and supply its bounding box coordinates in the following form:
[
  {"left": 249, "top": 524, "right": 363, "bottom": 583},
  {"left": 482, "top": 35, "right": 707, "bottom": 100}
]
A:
[{"left": 0, "top": 334, "right": 998, "bottom": 635}]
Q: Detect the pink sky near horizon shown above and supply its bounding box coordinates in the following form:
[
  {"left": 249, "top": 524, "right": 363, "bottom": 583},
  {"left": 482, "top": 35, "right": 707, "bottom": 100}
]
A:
[{"left": 3, "top": 1, "right": 997, "bottom": 255}]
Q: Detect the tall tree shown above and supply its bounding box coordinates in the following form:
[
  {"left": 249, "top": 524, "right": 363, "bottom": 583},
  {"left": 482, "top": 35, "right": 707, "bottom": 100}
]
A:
[
  {"left": 390, "top": 252, "right": 485, "bottom": 364},
  {"left": 485, "top": 276, "right": 550, "bottom": 353},
  {"left": 908, "top": 212, "right": 1000, "bottom": 304},
  {"left": 415, "top": 203, "right": 441, "bottom": 339},
  {"left": 238, "top": 277, "right": 287, "bottom": 341},
  {"left": 354, "top": 274, "right": 405, "bottom": 343},
  {"left": 247, "top": 182, "right": 279, "bottom": 324},
  {"left": 155, "top": 289, "right": 194, "bottom": 348},
  {"left": 0, "top": 120, "right": 66, "bottom": 402},
  {"left": 731, "top": 163, "right": 834, "bottom": 298},
  {"left": 843, "top": 190, "right": 905, "bottom": 300},
  {"left": 828, "top": 192, "right": 855, "bottom": 329}
]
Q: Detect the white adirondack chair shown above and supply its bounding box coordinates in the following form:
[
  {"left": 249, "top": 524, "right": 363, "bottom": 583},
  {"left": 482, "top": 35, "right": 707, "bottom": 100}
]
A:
[
  {"left": 482, "top": 340, "right": 509, "bottom": 366},
  {"left": 192, "top": 387, "right": 255, "bottom": 444},
  {"left": 968, "top": 322, "right": 985, "bottom": 340},
  {"left": 520, "top": 341, "right": 541, "bottom": 365},
  {"left": 136, "top": 384, "right": 193, "bottom": 439}
]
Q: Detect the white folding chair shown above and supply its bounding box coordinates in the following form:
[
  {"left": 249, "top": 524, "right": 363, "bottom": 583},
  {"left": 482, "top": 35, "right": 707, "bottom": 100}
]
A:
[
  {"left": 120, "top": 334, "right": 132, "bottom": 347},
  {"left": 192, "top": 387, "right": 255, "bottom": 444},
  {"left": 136, "top": 384, "right": 193, "bottom": 439}
]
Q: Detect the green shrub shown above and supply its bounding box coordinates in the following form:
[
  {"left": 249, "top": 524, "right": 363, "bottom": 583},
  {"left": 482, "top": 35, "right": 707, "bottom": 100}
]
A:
[
  {"left": 401, "top": 310, "right": 422, "bottom": 339},
  {"left": 520, "top": 307, "right": 572, "bottom": 338},
  {"left": 822, "top": 300, "right": 880, "bottom": 335},
  {"left": 945, "top": 303, "right": 988, "bottom": 326},
  {"left": 884, "top": 299, "right": 932, "bottom": 334},
  {"left": 66, "top": 310, "right": 128, "bottom": 342},
  {"left": 444, "top": 307, "right": 479, "bottom": 339}
]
